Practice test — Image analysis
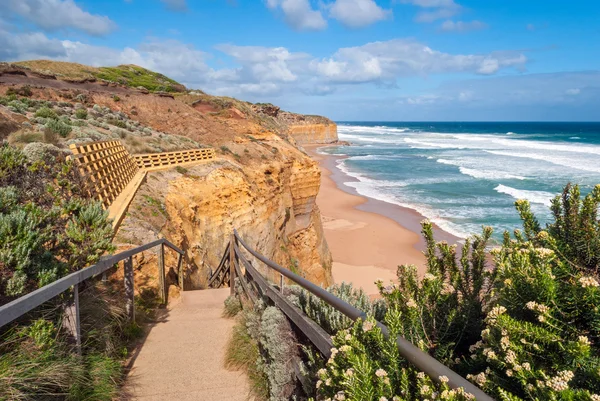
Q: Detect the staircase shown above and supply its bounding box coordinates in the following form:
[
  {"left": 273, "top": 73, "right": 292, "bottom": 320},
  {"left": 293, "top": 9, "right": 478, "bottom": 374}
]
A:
[{"left": 124, "top": 288, "right": 249, "bottom": 401}]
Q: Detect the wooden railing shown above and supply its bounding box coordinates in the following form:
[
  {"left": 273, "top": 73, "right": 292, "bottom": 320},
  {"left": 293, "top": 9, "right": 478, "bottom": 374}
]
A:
[
  {"left": 133, "top": 148, "right": 216, "bottom": 170},
  {"left": 0, "top": 239, "right": 184, "bottom": 353},
  {"left": 212, "top": 231, "right": 494, "bottom": 401}
]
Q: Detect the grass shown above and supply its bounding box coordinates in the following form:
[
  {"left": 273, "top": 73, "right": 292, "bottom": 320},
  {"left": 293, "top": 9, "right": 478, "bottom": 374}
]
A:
[
  {"left": 142, "top": 195, "right": 168, "bottom": 218},
  {"left": 8, "top": 130, "right": 44, "bottom": 145},
  {"left": 225, "top": 310, "right": 268, "bottom": 401},
  {"left": 13, "top": 60, "right": 99, "bottom": 82},
  {"left": 175, "top": 166, "right": 188, "bottom": 174},
  {"left": 0, "top": 283, "right": 147, "bottom": 400},
  {"left": 94, "top": 65, "right": 184, "bottom": 93}
]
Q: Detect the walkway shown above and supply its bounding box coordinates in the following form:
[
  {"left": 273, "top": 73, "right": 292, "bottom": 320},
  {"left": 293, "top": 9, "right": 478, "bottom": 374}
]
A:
[{"left": 124, "top": 288, "right": 250, "bottom": 400}]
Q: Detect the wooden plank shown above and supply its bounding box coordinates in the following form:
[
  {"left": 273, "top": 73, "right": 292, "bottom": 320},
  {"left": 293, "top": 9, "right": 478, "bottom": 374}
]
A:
[
  {"left": 63, "top": 284, "right": 81, "bottom": 355},
  {"left": 229, "top": 234, "right": 236, "bottom": 294},
  {"left": 177, "top": 253, "right": 184, "bottom": 291},
  {"left": 124, "top": 256, "right": 135, "bottom": 322},
  {"left": 158, "top": 244, "right": 166, "bottom": 304}
]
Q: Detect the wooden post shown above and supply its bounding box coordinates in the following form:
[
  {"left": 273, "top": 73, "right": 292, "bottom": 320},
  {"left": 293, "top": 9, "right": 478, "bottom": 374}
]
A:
[
  {"left": 158, "top": 244, "right": 166, "bottom": 304},
  {"left": 177, "top": 253, "right": 184, "bottom": 292},
  {"left": 124, "top": 256, "right": 135, "bottom": 322},
  {"left": 229, "top": 234, "right": 236, "bottom": 295},
  {"left": 280, "top": 273, "right": 284, "bottom": 293},
  {"left": 64, "top": 284, "right": 81, "bottom": 355}
]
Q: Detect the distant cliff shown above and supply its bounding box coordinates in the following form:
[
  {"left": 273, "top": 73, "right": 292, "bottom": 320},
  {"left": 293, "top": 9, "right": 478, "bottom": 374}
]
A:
[{"left": 288, "top": 123, "right": 338, "bottom": 144}]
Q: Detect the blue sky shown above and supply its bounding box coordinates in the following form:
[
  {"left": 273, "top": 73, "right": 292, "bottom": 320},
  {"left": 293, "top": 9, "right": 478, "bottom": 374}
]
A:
[{"left": 1, "top": 0, "right": 599, "bottom": 121}]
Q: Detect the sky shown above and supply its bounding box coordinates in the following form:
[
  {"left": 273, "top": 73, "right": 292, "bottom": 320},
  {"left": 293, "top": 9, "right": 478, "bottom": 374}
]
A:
[{"left": 1, "top": 0, "right": 599, "bottom": 121}]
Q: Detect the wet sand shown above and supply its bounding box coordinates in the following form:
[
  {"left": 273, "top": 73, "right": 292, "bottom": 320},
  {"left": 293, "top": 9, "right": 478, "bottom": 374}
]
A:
[{"left": 306, "top": 144, "right": 459, "bottom": 295}]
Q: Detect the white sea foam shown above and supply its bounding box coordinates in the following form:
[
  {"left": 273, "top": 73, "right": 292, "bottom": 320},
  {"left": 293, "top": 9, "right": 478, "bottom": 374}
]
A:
[
  {"left": 570, "top": 136, "right": 581, "bottom": 139},
  {"left": 494, "top": 185, "right": 555, "bottom": 206},
  {"left": 460, "top": 167, "right": 526, "bottom": 180},
  {"left": 491, "top": 138, "right": 600, "bottom": 156},
  {"left": 506, "top": 132, "right": 516, "bottom": 135},
  {"left": 486, "top": 150, "right": 600, "bottom": 173}
]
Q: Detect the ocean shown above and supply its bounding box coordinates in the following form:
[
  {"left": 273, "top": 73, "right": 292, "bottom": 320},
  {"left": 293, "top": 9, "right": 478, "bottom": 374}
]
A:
[{"left": 320, "top": 122, "right": 600, "bottom": 241}]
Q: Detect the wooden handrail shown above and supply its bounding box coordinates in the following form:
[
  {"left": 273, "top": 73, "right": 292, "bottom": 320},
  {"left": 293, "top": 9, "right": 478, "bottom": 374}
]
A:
[
  {"left": 230, "top": 230, "right": 494, "bottom": 401},
  {"left": 0, "top": 239, "right": 184, "bottom": 333}
]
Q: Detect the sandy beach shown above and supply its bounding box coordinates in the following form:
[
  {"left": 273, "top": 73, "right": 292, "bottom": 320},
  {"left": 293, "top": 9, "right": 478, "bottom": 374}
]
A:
[{"left": 305, "top": 145, "right": 431, "bottom": 295}]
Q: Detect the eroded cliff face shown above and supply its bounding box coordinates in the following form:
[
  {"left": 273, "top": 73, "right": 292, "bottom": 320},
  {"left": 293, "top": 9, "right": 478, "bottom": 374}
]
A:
[
  {"left": 288, "top": 123, "right": 338, "bottom": 144},
  {"left": 115, "top": 131, "right": 332, "bottom": 288},
  {"left": 163, "top": 133, "right": 332, "bottom": 287}
]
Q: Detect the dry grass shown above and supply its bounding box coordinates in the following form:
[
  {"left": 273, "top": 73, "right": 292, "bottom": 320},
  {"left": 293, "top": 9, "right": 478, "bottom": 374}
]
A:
[
  {"left": 13, "top": 60, "right": 99, "bottom": 81},
  {"left": 7, "top": 129, "right": 43, "bottom": 145}
]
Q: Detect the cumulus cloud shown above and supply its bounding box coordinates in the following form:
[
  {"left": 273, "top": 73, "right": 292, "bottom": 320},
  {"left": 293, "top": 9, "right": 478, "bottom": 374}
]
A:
[
  {"left": 309, "top": 39, "right": 527, "bottom": 83},
  {"left": 1, "top": 0, "right": 116, "bottom": 36},
  {"left": 328, "top": 0, "right": 391, "bottom": 28},
  {"left": 160, "top": 0, "right": 187, "bottom": 12},
  {"left": 0, "top": 28, "right": 529, "bottom": 101},
  {"left": 266, "top": 0, "right": 327, "bottom": 31},
  {"left": 440, "top": 20, "right": 486, "bottom": 32}
]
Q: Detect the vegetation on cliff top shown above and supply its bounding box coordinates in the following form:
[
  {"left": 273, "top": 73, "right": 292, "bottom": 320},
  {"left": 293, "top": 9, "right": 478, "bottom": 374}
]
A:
[{"left": 10, "top": 60, "right": 185, "bottom": 93}]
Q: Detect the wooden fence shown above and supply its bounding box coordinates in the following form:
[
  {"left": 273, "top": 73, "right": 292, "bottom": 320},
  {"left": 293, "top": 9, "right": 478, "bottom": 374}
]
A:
[
  {"left": 68, "top": 141, "right": 216, "bottom": 229},
  {"left": 0, "top": 239, "right": 184, "bottom": 353},
  {"left": 134, "top": 148, "right": 216, "bottom": 170},
  {"left": 69, "top": 141, "right": 140, "bottom": 209}
]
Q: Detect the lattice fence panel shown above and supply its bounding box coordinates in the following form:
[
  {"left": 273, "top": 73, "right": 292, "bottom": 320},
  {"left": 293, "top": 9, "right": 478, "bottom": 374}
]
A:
[
  {"left": 133, "top": 148, "right": 216, "bottom": 169},
  {"left": 69, "top": 141, "right": 139, "bottom": 208}
]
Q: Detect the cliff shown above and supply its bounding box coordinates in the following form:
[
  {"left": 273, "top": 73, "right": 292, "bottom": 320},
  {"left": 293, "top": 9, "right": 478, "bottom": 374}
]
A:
[
  {"left": 288, "top": 123, "right": 338, "bottom": 144},
  {"left": 0, "top": 60, "right": 334, "bottom": 288}
]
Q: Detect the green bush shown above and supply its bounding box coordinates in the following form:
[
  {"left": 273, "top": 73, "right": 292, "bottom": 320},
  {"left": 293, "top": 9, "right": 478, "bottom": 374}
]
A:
[
  {"left": 310, "top": 183, "right": 600, "bottom": 401},
  {"left": 75, "top": 108, "right": 88, "bottom": 119},
  {"left": 35, "top": 106, "right": 58, "bottom": 120},
  {"left": 45, "top": 119, "right": 72, "bottom": 138},
  {"left": 107, "top": 119, "right": 127, "bottom": 129},
  {"left": 223, "top": 295, "right": 242, "bottom": 317},
  {"left": 0, "top": 144, "right": 114, "bottom": 298}
]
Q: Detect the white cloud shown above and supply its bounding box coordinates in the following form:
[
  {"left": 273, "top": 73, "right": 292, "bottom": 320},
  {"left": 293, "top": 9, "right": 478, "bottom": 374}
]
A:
[
  {"left": 2, "top": 0, "right": 116, "bottom": 36},
  {"left": 309, "top": 39, "right": 527, "bottom": 83},
  {"left": 266, "top": 0, "right": 327, "bottom": 31},
  {"left": 440, "top": 20, "right": 486, "bottom": 32},
  {"left": 160, "top": 0, "right": 187, "bottom": 12},
  {"left": 328, "top": 0, "right": 391, "bottom": 28},
  {"left": 399, "top": 0, "right": 461, "bottom": 23},
  {"left": 0, "top": 28, "right": 529, "bottom": 102},
  {"left": 566, "top": 88, "right": 581, "bottom": 95}
]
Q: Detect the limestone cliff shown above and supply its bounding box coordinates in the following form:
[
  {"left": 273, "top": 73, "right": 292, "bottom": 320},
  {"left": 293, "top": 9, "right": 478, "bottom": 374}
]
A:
[
  {"left": 288, "top": 123, "right": 338, "bottom": 144},
  {"left": 116, "top": 132, "right": 332, "bottom": 288},
  {"left": 1, "top": 60, "right": 334, "bottom": 289}
]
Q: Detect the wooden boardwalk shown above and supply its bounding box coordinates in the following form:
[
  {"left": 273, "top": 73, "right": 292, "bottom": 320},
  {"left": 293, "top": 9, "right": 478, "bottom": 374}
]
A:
[{"left": 124, "top": 288, "right": 249, "bottom": 401}]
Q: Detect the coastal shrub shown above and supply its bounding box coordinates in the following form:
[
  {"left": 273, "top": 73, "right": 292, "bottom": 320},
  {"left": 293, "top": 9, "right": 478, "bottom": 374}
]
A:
[
  {"left": 0, "top": 143, "right": 113, "bottom": 298},
  {"left": 223, "top": 295, "right": 242, "bottom": 317},
  {"left": 75, "top": 108, "right": 88, "bottom": 119},
  {"left": 6, "top": 85, "right": 33, "bottom": 97},
  {"left": 107, "top": 118, "right": 127, "bottom": 129},
  {"left": 7, "top": 100, "right": 27, "bottom": 114},
  {"left": 35, "top": 106, "right": 58, "bottom": 120},
  {"left": 226, "top": 309, "right": 269, "bottom": 400},
  {"left": 309, "top": 183, "right": 600, "bottom": 400},
  {"left": 259, "top": 306, "right": 299, "bottom": 400},
  {"left": 45, "top": 118, "right": 72, "bottom": 138}
]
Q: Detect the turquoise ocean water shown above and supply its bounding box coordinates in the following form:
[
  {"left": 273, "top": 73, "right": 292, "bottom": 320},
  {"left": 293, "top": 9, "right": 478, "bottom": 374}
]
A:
[{"left": 320, "top": 122, "right": 600, "bottom": 241}]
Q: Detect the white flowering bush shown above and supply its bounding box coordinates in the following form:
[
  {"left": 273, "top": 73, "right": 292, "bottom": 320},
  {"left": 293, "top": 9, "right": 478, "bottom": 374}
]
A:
[
  {"left": 376, "top": 221, "right": 496, "bottom": 364},
  {"left": 464, "top": 231, "right": 600, "bottom": 399},
  {"left": 316, "top": 315, "right": 475, "bottom": 401}
]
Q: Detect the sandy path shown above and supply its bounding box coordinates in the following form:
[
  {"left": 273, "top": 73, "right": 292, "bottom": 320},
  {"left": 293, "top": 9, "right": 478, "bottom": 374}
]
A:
[
  {"left": 307, "top": 146, "right": 427, "bottom": 296},
  {"left": 124, "top": 288, "right": 249, "bottom": 401}
]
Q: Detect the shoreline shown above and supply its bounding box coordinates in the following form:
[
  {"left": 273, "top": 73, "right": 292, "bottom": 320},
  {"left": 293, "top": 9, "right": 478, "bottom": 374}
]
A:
[{"left": 305, "top": 143, "right": 460, "bottom": 296}]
